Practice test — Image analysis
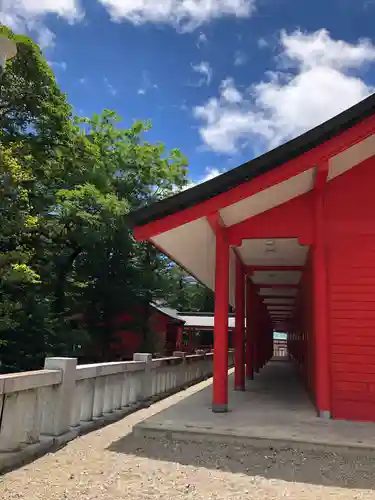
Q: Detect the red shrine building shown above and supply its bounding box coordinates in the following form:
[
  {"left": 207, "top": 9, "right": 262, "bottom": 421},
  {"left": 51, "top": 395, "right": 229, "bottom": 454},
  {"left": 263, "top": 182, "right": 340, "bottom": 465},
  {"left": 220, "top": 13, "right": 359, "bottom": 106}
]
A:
[{"left": 128, "top": 94, "right": 375, "bottom": 422}]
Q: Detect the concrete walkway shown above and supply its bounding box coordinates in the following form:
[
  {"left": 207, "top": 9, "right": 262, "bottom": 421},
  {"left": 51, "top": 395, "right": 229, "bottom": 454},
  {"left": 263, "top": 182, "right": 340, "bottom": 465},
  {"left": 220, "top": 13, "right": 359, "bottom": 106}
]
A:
[
  {"left": 134, "top": 360, "right": 375, "bottom": 451},
  {"left": 2, "top": 364, "right": 375, "bottom": 499}
]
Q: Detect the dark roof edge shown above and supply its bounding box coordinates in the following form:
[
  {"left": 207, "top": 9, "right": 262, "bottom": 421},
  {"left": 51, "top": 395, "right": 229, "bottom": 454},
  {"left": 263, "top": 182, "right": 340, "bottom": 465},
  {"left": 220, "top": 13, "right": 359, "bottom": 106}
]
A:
[
  {"left": 151, "top": 302, "right": 184, "bottom": 322},
  {"left": 126, "top": 93, "right": 375, "bottom": 229}
]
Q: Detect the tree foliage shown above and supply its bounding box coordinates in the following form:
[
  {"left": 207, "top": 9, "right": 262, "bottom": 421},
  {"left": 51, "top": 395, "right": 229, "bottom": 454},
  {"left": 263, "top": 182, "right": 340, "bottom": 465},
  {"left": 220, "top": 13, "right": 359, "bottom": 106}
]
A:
[
  {"left": 0, "top": 26, "right": 211, "bottom": 372},
  {"left": 163, "top": 265, "right": 215, "bottom": 313}
]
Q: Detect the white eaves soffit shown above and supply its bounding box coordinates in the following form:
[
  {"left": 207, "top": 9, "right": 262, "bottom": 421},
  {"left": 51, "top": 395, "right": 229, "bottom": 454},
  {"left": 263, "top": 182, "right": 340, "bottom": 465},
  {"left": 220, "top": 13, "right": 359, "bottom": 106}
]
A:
[
  {"left": 238, "top": 239, "right": 308, "bottom": 267},
  {"left": 328, "top": 133, "right": 375, "bottom": 180},
  {"left": 219, "top": 168, "right": 315, "bottom": 227},
  {"left": 151, "top": 133, "right": 375, "bottom": 311},
  {"left": 152, "top": 217, "right": 237, "bottom": 306},
  {"left": 152, "top": 216, "right": 215, "bottom": 291}
]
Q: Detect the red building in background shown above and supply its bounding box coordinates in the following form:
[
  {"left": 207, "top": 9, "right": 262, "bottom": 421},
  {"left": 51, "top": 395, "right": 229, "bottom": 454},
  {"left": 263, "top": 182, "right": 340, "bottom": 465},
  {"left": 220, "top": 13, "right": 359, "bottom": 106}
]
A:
[
  {"left": 178, "top": 312, "right": 235, "bottom": 351},
  {"left": 109, "top": 303, "right": 185, "bottom": 359},
  {"left": 110, "top": 308, "right": 236, "bottom": 358}
]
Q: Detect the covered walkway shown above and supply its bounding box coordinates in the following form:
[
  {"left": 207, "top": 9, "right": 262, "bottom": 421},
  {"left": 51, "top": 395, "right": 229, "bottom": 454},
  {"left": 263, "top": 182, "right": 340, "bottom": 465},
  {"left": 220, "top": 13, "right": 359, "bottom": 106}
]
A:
[
  {"left": 128, "top": 95, "right": 375, "bottom": 421},
  {"left": 135, "top": 360, "right": 375, "bottom": 450}
]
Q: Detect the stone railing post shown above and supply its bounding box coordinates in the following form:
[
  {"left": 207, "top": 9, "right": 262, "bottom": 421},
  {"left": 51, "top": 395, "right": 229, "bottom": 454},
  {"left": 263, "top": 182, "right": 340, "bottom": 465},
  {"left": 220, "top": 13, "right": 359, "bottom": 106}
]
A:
[
  {"left": 173, "top": 351, "right": 187, "bottom": 388},
  {"left": 133, "top": 353, "right": 152, "bottom": 401},
  {"left": 42, "top": 357, "right": 77, "bottom": 437}
]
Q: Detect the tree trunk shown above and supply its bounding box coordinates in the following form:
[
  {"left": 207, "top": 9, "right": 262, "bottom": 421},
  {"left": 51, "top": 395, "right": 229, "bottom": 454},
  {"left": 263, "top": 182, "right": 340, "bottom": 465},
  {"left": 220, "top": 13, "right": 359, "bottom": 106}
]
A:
[{"left": 54, "top": 246, "right": 82, "bottom": 314}]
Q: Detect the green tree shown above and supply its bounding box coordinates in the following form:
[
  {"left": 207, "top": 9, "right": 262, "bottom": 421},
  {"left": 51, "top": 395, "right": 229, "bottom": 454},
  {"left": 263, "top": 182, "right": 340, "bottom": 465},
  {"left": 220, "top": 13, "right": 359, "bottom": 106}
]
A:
[
  {"left": 164, "top": 265, "right": 215, "bottom": 313},
  {"left": 68, "top": 113, "right": 188, "bottom": 358},
  {"left": 0, "top": 26, "right": 78, "bottom": 370},
  {"left": 0, "top": 26, "right": 189, "bottom": 370},
  {"left": 0, "top": 145, "right": 40, "bottom": 331}
]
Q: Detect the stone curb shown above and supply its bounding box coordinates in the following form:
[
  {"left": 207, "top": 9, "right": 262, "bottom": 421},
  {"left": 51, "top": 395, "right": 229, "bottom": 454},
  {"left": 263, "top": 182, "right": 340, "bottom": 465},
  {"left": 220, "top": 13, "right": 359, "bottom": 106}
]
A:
[{"left": 133, "top": 423, "right": 375, "bottom": 455}]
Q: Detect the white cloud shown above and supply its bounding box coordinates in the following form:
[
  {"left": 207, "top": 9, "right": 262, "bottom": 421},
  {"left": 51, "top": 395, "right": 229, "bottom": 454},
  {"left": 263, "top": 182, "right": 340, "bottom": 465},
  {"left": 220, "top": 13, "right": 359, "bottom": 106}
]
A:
[
  {"left": 3, "top": 0, "right": 81, "bottom": 20},
  {"left": 0, "top": 0, "right": 83, "bottom": 49},
  {"left": 104, "top": 77, "right": 117, "bottom": 96},
  {"left": 258, "top": 37, "right": 269, "bottom": 49},
  {"left": 197, "top": 166, "right": 222, "bottom": 183},
  {"left": 234, "top": 50, "right": 247, "bottom": 66},
  {"left": 220, "top": 78, "right": 242, "bottom": 103},
  {"left": 197, "top": 32, "right": 208, "bottom": 47},
  {"left": 193, "top": 29, "right": 375, "bottom": 153},
  {"left": 137, "top": 70, "right": 158, "bottom": 96},
  {"left": 278, "top": 29, "right": 375, "bottom": 70},
  {"left": 192, "top": 61, "right": 212, "bottom": 86},
  {"left": 97, "top": 0, "right": 255, "bottom": 31},
  {"left": 33, "top": 23, "right": 55, "bottom": 49},
  {"left": 183, "top": 166, "right": 222, "bottom": 190},
  {"left": 49, "top": 60, "right": 68, "bottom": 71}
]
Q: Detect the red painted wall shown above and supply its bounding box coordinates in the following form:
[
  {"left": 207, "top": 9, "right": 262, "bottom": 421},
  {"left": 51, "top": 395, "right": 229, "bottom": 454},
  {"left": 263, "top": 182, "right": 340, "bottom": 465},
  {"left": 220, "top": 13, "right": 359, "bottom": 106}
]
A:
[
  {"left": 326, "top": 156, "right": 375, "bottom": 421},
  {"left": 110, "top": 309, "right": 180, "bottom": 359}
]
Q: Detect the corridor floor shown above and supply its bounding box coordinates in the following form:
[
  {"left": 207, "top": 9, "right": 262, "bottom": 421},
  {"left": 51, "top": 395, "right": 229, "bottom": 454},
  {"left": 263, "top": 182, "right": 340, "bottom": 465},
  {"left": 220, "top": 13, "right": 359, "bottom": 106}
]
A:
[{"left": 135, "top": 360, "right": 375, "bottom": 450}]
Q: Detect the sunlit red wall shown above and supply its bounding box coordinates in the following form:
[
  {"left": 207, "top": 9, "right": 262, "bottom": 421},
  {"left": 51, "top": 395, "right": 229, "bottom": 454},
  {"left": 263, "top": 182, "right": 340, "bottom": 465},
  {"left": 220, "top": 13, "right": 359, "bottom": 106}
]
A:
[{"left": 326, "top": 155, "right": 375, "bottom": 421}]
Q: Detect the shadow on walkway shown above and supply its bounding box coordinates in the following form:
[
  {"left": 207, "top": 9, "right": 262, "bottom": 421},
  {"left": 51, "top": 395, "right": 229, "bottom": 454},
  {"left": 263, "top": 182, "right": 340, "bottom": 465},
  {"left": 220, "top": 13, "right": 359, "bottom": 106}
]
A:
[
  {"left": 108, "top": 361, "right": 375, "bottom": 490},
  {"left": 108, "top": 432, "right": 375, "bottom": 490}
]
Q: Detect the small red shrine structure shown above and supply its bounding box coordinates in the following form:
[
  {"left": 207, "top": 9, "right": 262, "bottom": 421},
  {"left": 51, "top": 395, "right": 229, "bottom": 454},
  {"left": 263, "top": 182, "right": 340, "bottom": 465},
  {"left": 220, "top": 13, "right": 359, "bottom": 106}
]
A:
[
  {"left": 110, "top": 303, "right": 185, "bottom": 358},
  {"left": 179, "top": 312, "right": 236, "bottom": 351},
  {"left": 75, "top": 303, "right": 185, "bottom": 361},
  {"left": 128, "top": 94, "right": 375, "bottom": 422}
]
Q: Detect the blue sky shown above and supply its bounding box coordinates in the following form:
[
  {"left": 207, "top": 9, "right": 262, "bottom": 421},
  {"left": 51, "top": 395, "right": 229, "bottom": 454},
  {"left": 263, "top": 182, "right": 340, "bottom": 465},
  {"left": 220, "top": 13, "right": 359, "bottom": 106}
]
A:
[{"left": 2, "top": 0, "right": 375, "bottom": 183}]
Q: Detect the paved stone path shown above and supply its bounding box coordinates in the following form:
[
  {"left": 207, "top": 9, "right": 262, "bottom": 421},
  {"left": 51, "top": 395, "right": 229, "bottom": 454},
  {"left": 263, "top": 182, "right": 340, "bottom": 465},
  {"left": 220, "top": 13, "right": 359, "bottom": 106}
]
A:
[
  {"left": 136, "top": 362, "right": 375, "bottom": 450},
  {"left": 1, "top": 374, "right": 375, "bottom": 499}
]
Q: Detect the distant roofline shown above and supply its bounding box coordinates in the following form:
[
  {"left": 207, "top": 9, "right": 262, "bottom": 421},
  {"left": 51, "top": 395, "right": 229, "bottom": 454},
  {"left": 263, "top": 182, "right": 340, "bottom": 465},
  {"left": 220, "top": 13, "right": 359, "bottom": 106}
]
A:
[{"left": 150, "top": 302, "right": 185, "bottom": 323}]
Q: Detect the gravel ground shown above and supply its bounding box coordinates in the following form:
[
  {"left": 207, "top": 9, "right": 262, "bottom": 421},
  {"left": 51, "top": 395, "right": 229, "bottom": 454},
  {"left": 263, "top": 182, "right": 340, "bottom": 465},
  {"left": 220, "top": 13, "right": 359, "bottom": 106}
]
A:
[{"left": 1, "top": 392, "right": 375, "bottom": 500}]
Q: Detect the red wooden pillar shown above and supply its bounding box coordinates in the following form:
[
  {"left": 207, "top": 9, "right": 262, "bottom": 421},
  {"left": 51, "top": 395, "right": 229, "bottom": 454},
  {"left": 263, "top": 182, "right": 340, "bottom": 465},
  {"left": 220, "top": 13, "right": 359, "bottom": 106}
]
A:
[
  {"left": 313, "top": 164, "right": 331, "bottom": 418},
  {"left": 187, "top": 329, "right": 192, "bottom": 351},
  {"left": 234, "top": 256, "right": 245, "bottom": 390},
  {"left": 212, "top": 224, "right": 229, "bottom": 413},
  {"left": 254, "top": 299, "right": 260, "bottom": 373},
  {"left": 245, "top": 277, "right": 253, "bottom": 380},
  {"left": 259, "top": 303, "right": 263, "bottom": 368},
  {"left": 176, "top": 325, "right": 183, "bottom": 350}
]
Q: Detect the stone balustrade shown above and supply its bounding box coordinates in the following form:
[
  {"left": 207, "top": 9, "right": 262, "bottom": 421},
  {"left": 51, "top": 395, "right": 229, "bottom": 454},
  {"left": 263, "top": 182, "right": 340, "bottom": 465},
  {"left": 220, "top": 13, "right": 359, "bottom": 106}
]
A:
[{"left": 0, "top": 350, "right": 234, "bottom": 472}]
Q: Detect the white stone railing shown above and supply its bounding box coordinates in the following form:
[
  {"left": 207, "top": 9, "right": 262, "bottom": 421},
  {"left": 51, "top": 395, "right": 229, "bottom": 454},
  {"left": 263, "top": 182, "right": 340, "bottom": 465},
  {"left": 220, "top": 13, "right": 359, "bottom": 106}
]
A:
[{"left": 0, "top": 350, "right": 234, "bottom": 472}]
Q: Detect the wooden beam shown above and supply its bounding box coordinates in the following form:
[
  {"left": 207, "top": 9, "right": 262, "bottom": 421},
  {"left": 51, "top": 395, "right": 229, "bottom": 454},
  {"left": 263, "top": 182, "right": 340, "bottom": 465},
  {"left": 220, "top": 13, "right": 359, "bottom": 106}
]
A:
[
  {"left": 270, "top": 312, "right": 292, "bottom": 315},
  {"left": 228, "top": 194, "right": 313, "bottom": 246},
  {"left": 314, "top": 161, "right": 329, "bottom": 191},
  {"left": 206, "top": 212, "right": 225, "bottom": 236},
  {"left": 262, "top": 298, "right": 296, "bottom": 303},
  {"left": 253, "top": 283, "right": 299, "bottom": 289},
  {"left": 207, "top": 213, "right": 245, "bottom": 268},
  {"left": 267, "top": 304, "right": 295, "bottom": 308},
  {"left": 247, "top": 265, "right": 304, "bottom": 272}
]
